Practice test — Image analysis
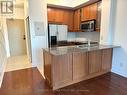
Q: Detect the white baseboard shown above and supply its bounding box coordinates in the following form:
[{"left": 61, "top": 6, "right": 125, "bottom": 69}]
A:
[{"left": 111, "top": 69, "right": 127, "bottom": 78}]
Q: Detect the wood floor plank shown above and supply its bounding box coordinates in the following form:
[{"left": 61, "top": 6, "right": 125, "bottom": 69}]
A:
[{"left": 0, "top": 68, "right": 127, "bottom": 95}]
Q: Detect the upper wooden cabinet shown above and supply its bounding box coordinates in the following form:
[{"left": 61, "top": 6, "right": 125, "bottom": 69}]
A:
[
  {"left": 81, "top": 6, "right": 90, "bottom": 21},
  {"left": 73, "top": 9, "right": 81, "bottom": 31},
  {"left": 47, "top": 7, "right": 73, "bottom": 31},
  {"left": 47, "top": 1, "right": 100, "bottom": 32},
  {"left": 47, "top": 7, "right": 64, "bottom": 23},
  {"left": 81, "top": 3, "right": 97, "bottom": 21},
  {"left": 96, "top": 1, "right": 102, "bottom": 32},
  {"left": 90, "top": 3, "right": 97, "bottom": 20},
  {"left": 63, "top": 10, "right": 74, "bottom": 31},
  {"left": 47, "top": 8, "right": 56, "bottom": 22}
]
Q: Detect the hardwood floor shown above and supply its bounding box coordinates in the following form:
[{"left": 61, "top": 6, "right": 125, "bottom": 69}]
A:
[{"left": 0, "top": 67, "right": 127, "bottom": 95}]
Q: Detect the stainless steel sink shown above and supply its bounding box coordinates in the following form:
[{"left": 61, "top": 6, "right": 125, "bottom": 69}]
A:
[{"left": 76, "top": 44, "right": 99, "bottom": 49}]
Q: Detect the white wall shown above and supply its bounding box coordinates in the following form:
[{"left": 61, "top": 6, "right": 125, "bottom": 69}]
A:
[
  {"left": 24, "top": 0, "right": 29, "bottom": 19},
  {"left": 4, "top": 7, "right": 24, "bottom": 19},
  {"left": 14, "top": 8, "right": 24, "bottom": 19},
  {"left": 28, "top": 0, "right": 48, "bottom": 75},
  {"left": 0, "top": 17, "right": 7, "bottom": 87},
  {"left": 100, "top": 0, "right": 115, "bottom": 45},
  {"left": 101, "top": 0, "right": 127, "bottom": 77},
  {"left": 111, "top": 0, "right": 127, "bottom": 77}
]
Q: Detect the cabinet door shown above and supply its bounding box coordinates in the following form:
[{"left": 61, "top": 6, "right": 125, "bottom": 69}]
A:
[
  {"left": 63, "top": 10, "right": 74, "bottom": 31},
  {"left": 96, "top": 1, "right": 102, "bottom": 32},
  {"left": 73, "top": 52, "right": 88, "bottom": 80},
  {"left": 89, "top": 50, "right": 102, "bottom": 74},
  {"left": 44, "top": 51, "right": 52, "bottom": 85},
  {"left": 102, "top": 49, "right": 113, "bottom": 71},
  {"left": 47, "top": 8, "right": 64, "bottom": 23},
  {"left": 90, "top": 3, "right": 97, "bottom": 20},
  {"left": 68, "top": 11, "right": 74, "bottom": 31},
  {"left": 81, "top": 6, "right": 90, "bottom": 21},
  {"left": 47, "top": 8, "right": 55, "bottom": 22},
  {"left": 53, "top": 54, "right": 73, "bottom": 87},
  {"left": 55, "top": 9, "right": 64, "bottom": 23},
  {"left": 73, "top": 9, "right": 81, "bottom": 31}
]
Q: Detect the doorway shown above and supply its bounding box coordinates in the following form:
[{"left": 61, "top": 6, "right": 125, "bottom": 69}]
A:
[
  {"left": 6, "top": 19, "right": 32, "bottom": 72},
  {"left": 7, "top": 19, "right": 27, "bottom": 56}
]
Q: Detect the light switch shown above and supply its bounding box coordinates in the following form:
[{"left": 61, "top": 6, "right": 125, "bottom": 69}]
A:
[{"left": 34, "top": 22, "right": 45, "bottom": 36}]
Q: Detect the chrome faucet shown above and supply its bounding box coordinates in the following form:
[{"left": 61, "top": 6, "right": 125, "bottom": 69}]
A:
[{"left": 87, "top": 39, "right": 91, "bottom": 47}]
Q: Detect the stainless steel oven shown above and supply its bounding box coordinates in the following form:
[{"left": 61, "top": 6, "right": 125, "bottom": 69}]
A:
[{"left": 80, "top": 20, "right": 96, "bottom": 32}]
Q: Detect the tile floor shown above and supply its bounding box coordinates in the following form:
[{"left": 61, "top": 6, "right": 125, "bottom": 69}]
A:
[{"left": 5, "top": 55, "right": 32, "bottom": 72}]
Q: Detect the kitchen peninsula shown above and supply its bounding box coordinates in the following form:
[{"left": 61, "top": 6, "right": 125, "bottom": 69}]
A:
[{"left": 43, "top": 45, "right": 117, "bottom": 90}]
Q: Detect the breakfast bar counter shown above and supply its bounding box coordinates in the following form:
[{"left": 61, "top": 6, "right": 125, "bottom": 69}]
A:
[{"left": 43, "top": 45, "right": 119, "bottom": 90}]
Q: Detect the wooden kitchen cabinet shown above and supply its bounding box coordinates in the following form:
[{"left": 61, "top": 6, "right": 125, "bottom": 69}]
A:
[
  {"left": 47, "top": 8, "right": 56, "bottom": 22},
  {"left": 47, "top": 7, "right": 63, "bottom": 23},
  {"left": 88, "top": 50, "right": 102, "bottom": 74},
  {"left": 102, "top": 49, "right": 113, "bottom": 71},
  {"left": 47, "top": 7, "right": 73, "bottom": 31},
  {"left": 90, "top": 3, "right": 97, "bottom": 20},
  {"left": 73, "top": 9, "right": 81, "bottom": 31},
  {"left": 55, "top": 9, "right": 64, "bottom": 23},
  {"left": 96, "top": 1, "right": 102, "bottom": 32},
  {"left": 81, "top": 6, "right": 90, "bottom": 21},
  {"left": 53, "top": 54, "right": 73, "bottom": 89},
  {"left": 44, "top": 48, "right": 113, "bottom": 90},
  {"left": 44, "top": 51, "right": 52, "bottom": 85},
  {"left": 44, "top": 51, "right": 73, "bottom": 90},
  {"left": 63, "top": 10, "right": 74, "bottom": 31},
  {"left": 73, "top": 52, "right": 88, "bottom": 80},
  {"left": 81, "top": 3, "right": 97, "bottom": 21}
]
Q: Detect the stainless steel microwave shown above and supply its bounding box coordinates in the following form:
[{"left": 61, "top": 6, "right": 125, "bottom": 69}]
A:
[{"left": 80, "top": 20, "right": 96, "bottom": 32}]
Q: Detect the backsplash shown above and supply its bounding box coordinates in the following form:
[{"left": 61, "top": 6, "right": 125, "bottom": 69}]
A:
[
  {"left": 76, "top": 32, "right": 100, "bottom": 42},
  {"left": 67, "top": 32, "right": 76, "bottom": 41},
  {"left": 68, "top": 32, "right": 100, "bottom": 42}
]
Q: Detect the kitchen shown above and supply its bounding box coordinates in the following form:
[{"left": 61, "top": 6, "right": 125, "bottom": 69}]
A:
[
  {"left": 47, "top": 0, "right": 101, "bottom": 47},
  {"left": 43, "top": 0, "right": 118, "bottom": 90},
  {"left": 0, "top": 0, "right": 127, "bottom": 95}
]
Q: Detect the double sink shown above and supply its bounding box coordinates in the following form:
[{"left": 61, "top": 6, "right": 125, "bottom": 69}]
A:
[{"left": 76, "top": 43, "right": 99, "bottom": 49}]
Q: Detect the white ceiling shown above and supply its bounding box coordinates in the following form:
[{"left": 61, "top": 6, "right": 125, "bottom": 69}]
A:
[{"left": 47, "top": 0, "right": 89, "bottom": 7}]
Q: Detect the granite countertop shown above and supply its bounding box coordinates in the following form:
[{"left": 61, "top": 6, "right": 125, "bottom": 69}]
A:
[{"left": 43, "top": 45, "right": 120, "bottom": 56}]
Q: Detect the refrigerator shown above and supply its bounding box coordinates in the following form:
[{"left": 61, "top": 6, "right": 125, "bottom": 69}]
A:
[{"left": 48, "top": 24, "right": 68, "bottom": 47}]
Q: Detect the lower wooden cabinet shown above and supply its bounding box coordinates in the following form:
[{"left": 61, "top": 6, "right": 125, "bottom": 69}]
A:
[
  {"left": 102, "top": 49, "right": 113, "bottom": 71},
  {"left": 88, "top": 50, "right": 102, "bottom": 74},
  {"left": 44, "top": 48, "right": 113, "bottom": 90},
  {"left": 44, "top": 51, "right": 52, "bottom": 85},
  {"left": 73, "top": 52, "right": 88, "bottom": 80},
  {"left": 52, "top": 54, "right": 73, "bottom": 87}
]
